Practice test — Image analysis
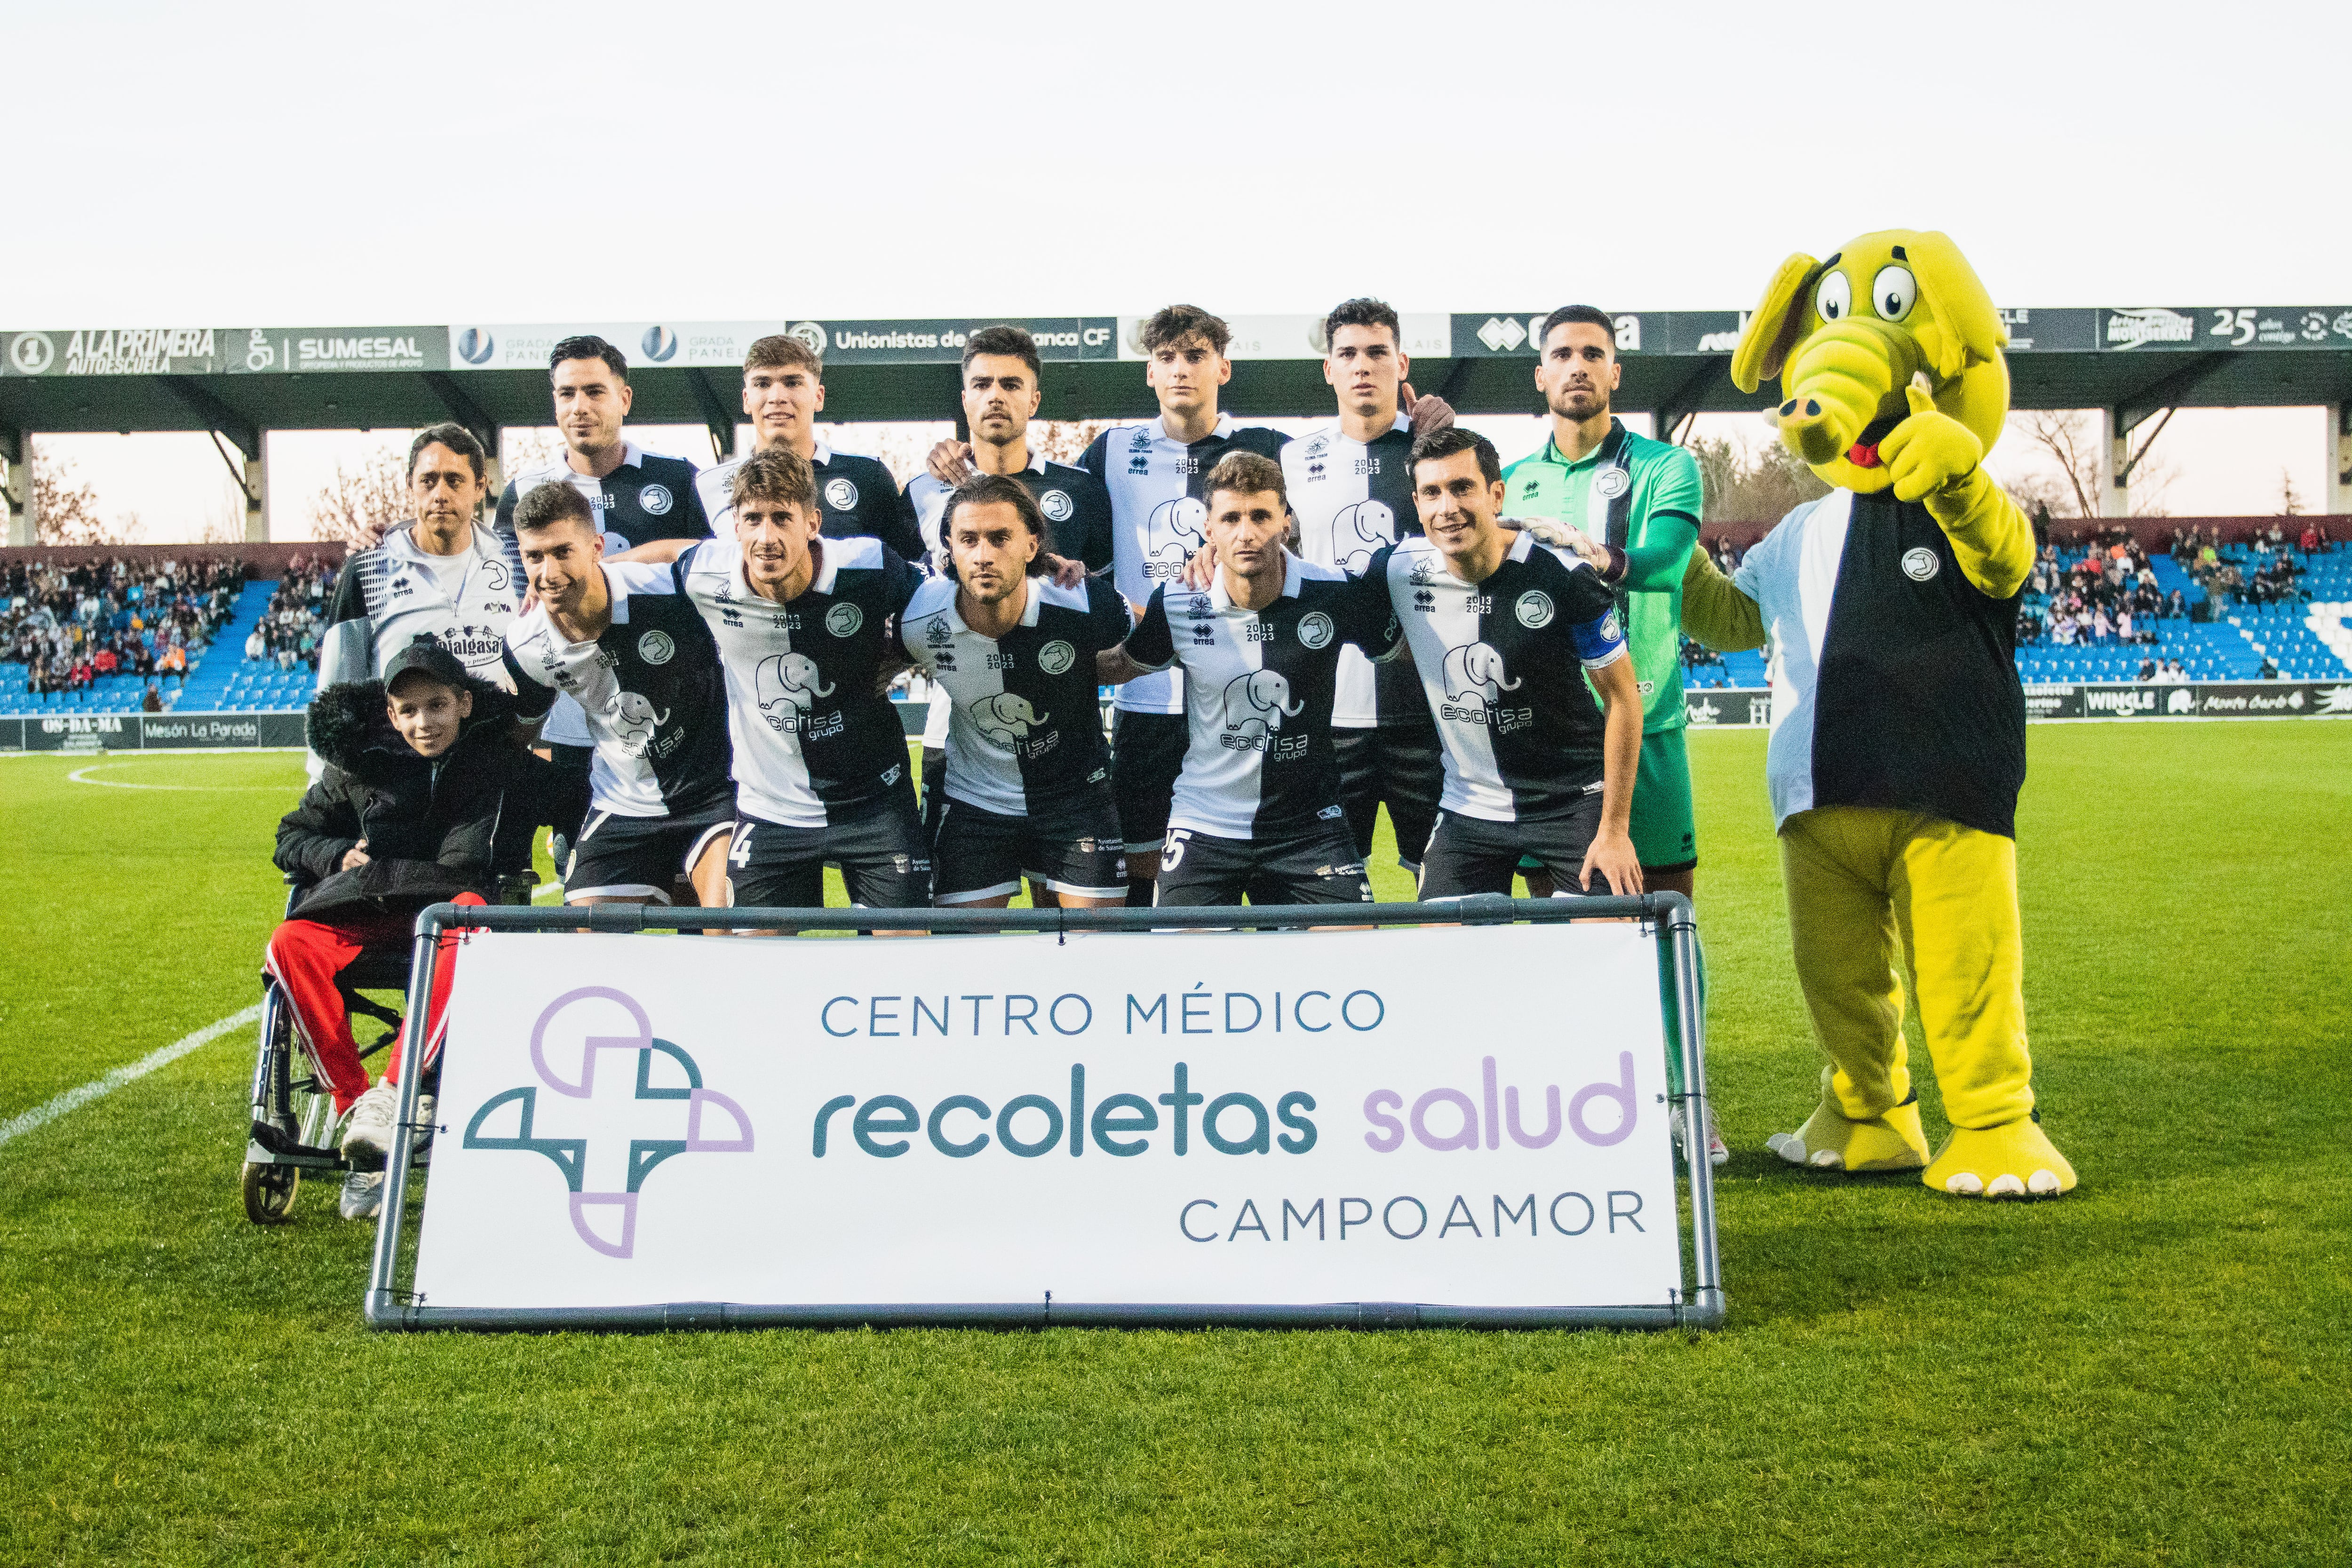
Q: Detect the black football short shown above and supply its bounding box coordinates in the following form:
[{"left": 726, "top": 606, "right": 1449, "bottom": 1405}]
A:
[
  {"left": 1417, "top": 795, "right": 1615, "bottom": 901},
  {"left": 727, "top": 788, "right": 930, "bottom": 910},
  {"left": 1333, "top": 721, "right": 1443, "bottom": 871},
  {"left": 565, "top": 797, "right": 736, "bottom": 904},
  {"left": 1153, "top": 819, "right": 1373, "bottom": 907},
  {"left": 1110, "top": 709, "right": 1187, "bottom": 856},
  {"left": 932, "top": 790, "right": 1127, "bottom": 904}
]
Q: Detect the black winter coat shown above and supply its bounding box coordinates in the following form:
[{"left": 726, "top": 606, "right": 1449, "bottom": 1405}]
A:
[{"left": 275, "top": 677, "right": 557, "bottom": 922}]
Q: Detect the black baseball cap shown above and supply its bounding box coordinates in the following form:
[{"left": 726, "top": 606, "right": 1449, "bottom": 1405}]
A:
[{"left": 382, "top": 637, "right": 469, "bottom": 696}]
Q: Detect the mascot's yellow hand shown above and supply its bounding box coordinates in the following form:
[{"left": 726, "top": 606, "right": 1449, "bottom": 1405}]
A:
[{"left": 1879, "top": 377, "right": 1985, "bottom": 504}]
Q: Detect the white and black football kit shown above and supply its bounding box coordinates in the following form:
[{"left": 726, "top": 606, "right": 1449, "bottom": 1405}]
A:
[
  {"left": 1281, "top": 412, "right": 1444, "bottom": 870},
  {"left": 1080, "top": 414, "right": 1290, "bottom": 854},
  {"left": 1374, "top": 533, "right": 1629, "bottom": 899},
  {"left": 900, "top": 573, "right": 1133, "bottom": 904},
  {"left": 673, "top": 534, "right": 930, "bottom": 910},
  {"left": 903, "top": 451, "right": 1116, "bottom": 808},
  {"left": 1120, "top": 553, "right": 1397, "bottom": 907},
  {"left": 501, "top": 562, "right": 734, "bottom": 903},
  {"left": 317, "top": 521, "right": 525, "bottom": 691},
  {"left": 698, "top": 435, "right": 923, "bottom": 564},
  {"left": 497, "top": 441, "right": 711, "bottom": 845}
]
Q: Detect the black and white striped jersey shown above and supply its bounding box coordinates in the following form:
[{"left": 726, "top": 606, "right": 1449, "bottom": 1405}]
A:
[
  {"left": 1079, "top": 414, "right": 1291, "bottom": 717},
  {"left": 501, "top": 563, "right": 732, "bottom": 820},
  {"left": 899, "top": 573, "right": 1131, "bottom": 816},
  {"left": 1280, "top": 412, "right": 1427, "bottom": 729},
  {"left": 1375, "top": 533, "right": 1628, "bottom": 823},
  {"left": 494, "top": 440, "right": 711, "bottom": 747},
  {"left": 1121, "top": 554, "right": 1398, "bottom": 839},
  {"left": 697, "top": 435, "right": 924, "bottom": 564},
  {"left": 317, "top": 521, "right": 524, "bottom": 691},
  {"left": 673, "top": 533, "right": 923, "bottom": 828},
  {"left": 903, "top": 451, "right": 1115, "bottom": 573}
]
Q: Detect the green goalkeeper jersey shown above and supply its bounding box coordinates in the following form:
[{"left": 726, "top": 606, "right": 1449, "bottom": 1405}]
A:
[{"left": 1500, "top": 418, "right": 1703, "bottom": 732}]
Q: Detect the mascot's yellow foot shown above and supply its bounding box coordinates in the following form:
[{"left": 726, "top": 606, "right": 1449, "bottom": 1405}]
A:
[
  {"left": 1923, "top": 1114, "right": 2075, "bottom": 1198},
  {"left": 1765, "top": 1095, "right": 1929, "bottom": 1172}
]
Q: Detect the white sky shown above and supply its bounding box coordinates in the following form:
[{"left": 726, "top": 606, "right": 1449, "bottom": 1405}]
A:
[{"left": 8, "top": 0, "right": 2348, "bottom": 536}]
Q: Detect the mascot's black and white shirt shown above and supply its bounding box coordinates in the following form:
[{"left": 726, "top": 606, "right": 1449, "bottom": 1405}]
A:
[{"left": 1736, "top": 489, "right": 2026, "bottom": 839}]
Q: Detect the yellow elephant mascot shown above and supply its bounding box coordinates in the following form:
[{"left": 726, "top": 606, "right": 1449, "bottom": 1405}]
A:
[{"left": 1681, "top": 229, "right": 2076, "bottom": 1196}]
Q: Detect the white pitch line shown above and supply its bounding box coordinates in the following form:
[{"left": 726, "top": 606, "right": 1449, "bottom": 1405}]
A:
[
  {"left": 66, "top": 762, "right": 284, "bottom": 791},
  {"left": 0, "top": 1003, "right": 262, "bottom": 1150}
]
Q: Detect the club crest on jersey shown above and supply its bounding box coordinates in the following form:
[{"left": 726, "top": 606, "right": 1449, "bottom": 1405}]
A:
[
  {"left": 825, "top": 603, "right": 864, "bottom": 637},
  {"left": 1595, "top": 467, "right": 1631, "bottom": 500},
  {"left": 1515, "top": 590, "right": 1556, "bottom": 629},
  {"left": 824, "top": 478, "right": 859, "bottom": 511},
  {"left": 639, "top": 483, "right": 675, "bottom": 516},
  {"left": 1039, "top": 489, "right": 1074, "bottom": 523},
  {"left": 636, "top": 629, "right": 675, "bottom": 665},
  {"left": 1295, "top": 612, "right": 1335, "bottom": 650},
  {"left": 1901, "top": 547, "right": 1941, "bottom": 582},
  {"left": 1037, "top": 639, "right": 1076, "bottom": 676}
]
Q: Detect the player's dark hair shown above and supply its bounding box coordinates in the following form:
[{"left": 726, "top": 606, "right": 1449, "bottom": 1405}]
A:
[
  {"left": 512, "top": 481, "right": 597, "bottom": 534},
  {"left": 407, "top": 422, "right": 487, "bottom": 485},
  {"left": 961, "top": 325, "right": 1041, "bottom": 383},
  {"left": 745, "top": 333, "right": 823, "bottom": 377},
  {"left": 1323, "top": 297, "right": 1400, "bottom": 350},
  {"left": 943, "top": 474, "right": 1049, "bottom": 578},
  {"left": 1205, "top": 451, "right": 1287, "bottom": 508},
  {"left": 549, "top": 334, "right": 629, "bottom": 382},
  {"left": 1140, "top": 304, "right": 1231, "bottom": 356},
  {"left": 1539, "top": 305, "right": 1615, "bottom": 352},
  {"left": 1410, "top": 427, "right": 1502, "bottom": 487},
  {"left": 729, "top": 446, "right": 818, "bottom": 515}
]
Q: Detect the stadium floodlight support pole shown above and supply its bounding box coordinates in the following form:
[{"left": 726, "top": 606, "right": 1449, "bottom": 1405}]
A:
[
  {"left": 0, "top": 425, "right": 27, "bottom": 546},
  {"left": 2099, "top": 407, "right": 2130, "bottom": 519},
  {"left": 2332, "top": 402, "right": 2352, "bottom": 519},
  {"left": 364, "top": 894, "right": 1728, "bottom": 1334}
]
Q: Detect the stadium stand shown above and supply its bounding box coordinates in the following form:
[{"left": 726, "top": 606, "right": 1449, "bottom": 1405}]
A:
[{"left": 1, "top": 554, "right": 247, "bottom": 716}]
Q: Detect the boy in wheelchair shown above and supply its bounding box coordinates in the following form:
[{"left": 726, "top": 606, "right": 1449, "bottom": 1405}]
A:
[{"left": 265, "top": 638, "right": 556, "bottom": 1218}]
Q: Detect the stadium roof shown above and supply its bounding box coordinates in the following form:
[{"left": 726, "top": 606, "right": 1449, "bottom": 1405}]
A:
[{"left": 4, "top": 307, "right": 2349, "bottom": 462}]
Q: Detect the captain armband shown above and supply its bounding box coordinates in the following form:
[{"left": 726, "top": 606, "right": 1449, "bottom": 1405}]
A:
[{"left": 1569, "top": 609, "right": 1628, "bottom": 670}]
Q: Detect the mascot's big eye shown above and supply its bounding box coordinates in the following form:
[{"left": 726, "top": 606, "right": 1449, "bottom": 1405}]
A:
[
  {"left": 1871, "top": 265, "right": 1918, "bottom": 321},
  {"left": 1813, "top": 271, "right": 1852, "bottom": 324}
]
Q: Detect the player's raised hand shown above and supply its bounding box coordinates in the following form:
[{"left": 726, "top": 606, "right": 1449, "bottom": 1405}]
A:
[
  {"left": 1179, "top": 539, "right": 1219, "bottom": 590},
  {"left": 1401, "top": 382, "right": 1456, "bottom": 438},
  {"left": 924, "top": 440, "right": 977, "bottom": 486}
]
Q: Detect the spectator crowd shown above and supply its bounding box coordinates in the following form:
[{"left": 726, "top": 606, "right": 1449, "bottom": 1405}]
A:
[
  {"left": 243, "top": 554, "right": 337, "bottom": 672},
  {"left": 2169, "top": 522, "right": 2315, "bottom": 613},
  {"left": 2, "top": 555, "right": 246, "bottom": 697},
  {"left": 2016, "top": 528, "right": 2171, "bottom": 648}
]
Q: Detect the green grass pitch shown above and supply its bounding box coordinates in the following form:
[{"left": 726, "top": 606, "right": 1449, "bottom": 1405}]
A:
[{"left": 2, "top": 724, "right": 2347, "bottom": 1564}]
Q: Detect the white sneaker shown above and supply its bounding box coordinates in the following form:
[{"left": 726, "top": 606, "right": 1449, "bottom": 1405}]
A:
[
  {"left": 340, "top": 1078, "right": 398, "bottom": 1167},
  {"left": 1672, "top": 1103, "right": 1731, "bottom": 1168},
  {"left": 339, "top": 1169, "right": 384, "bottom": 1220},
  {"left": 412, "top": 1094, "right": 437, "bottom": 1157}
]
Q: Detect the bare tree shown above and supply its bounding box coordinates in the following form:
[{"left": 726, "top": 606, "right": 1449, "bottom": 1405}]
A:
[
  {"left": 29, "top": 447, "right": 128, "bottom": 546},
  {"left": 1689, "top": 433, "right": 1829, "bottom": 523},
  {"left": 2280, "top": 468, "right": 2306, "bottom": 516},
  {"left": 1030, "top": 419, "right": 1117, "bottom": 467},
  {"left": 500, "top": 429, "right": 564, "bottom": 479},
  {"left": 2004, "top": 409, "right": 2175, "bottom": 518},
  {"left": 310, "top": 444, "right": 412, "bottom": 544}
]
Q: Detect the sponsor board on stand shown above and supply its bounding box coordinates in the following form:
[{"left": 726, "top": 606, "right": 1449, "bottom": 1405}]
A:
[
  {"left": 7, "top": 711, "right": 307, "bottom": 752},
  {"left": 413, "top": 921, "right": 1695, "bottom": 1319},
  {"left": 226, "top": 327, "right": 444, "bottom": 374},
  {"left": 1682, "top": 689, "right": 1771, "bottom": 727},
  {"left": 1682, "top": 683, "right": 2347, "bottom": 727}
]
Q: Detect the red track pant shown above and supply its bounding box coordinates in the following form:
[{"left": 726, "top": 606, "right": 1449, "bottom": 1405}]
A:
[{"left": 262, "top": 893, "right": 484, "bottom": 1112}]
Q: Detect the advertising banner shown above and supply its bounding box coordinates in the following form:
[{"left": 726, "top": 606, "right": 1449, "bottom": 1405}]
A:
[
  {"left": 2098, "top": 306, "right": 2352, "bottom": 351},
  {"left": 8, "top": 710, "right": 307, "bottom": 751},
  {"left": 1682, "top": 689, "right": 1771, "bottom": 727},
  {"left": 225, "top": 327, "right": 445, "bottom": 374},
  {"left": 2, "top": 327, "right": 229, "bottom": 377},
  {"left": 412, "top": 923, "right": 1692, "bottom": 1319}
]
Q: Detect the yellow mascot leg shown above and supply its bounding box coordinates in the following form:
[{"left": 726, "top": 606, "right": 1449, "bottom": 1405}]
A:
[
  {"left": 1891, "top": 820, "right": 2076, "bottom": 1197},
  {"left": 1768, "top": 807, "right": 1931, "bottom": 1172}
]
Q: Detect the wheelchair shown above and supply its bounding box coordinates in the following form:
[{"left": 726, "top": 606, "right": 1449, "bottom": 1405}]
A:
[{"left": 241, "top": 868, "right": 536, "bottom": 1225}]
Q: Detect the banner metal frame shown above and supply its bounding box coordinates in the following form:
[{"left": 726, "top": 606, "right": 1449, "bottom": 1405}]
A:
[{"left": 366, "top": 893, "right": 1725, "bottom": 1333}]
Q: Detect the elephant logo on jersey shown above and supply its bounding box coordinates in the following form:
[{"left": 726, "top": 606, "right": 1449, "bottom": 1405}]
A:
[
  {"left": 1220, "top": 670, "right": 1303, "bottom": 748},
  {"left": 606, "top": 690, "right": 670, "bottom": 756},
  {"left": 969, "top": 692, "right": 1050, "bottom": 748},
  {"left": 1143, "top": 497, "right": 1208, "bottom": 581},
  {"left": 1441, "top": 642, "right": 1523, "bottom": 712},
  {"left": 755, "top": 652, "right": 835, "bottom": 732},
  {"left": 1330, "top": 501, "right": 1394, "bottom": 574}
]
